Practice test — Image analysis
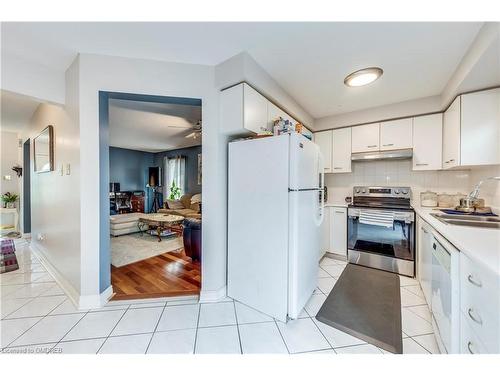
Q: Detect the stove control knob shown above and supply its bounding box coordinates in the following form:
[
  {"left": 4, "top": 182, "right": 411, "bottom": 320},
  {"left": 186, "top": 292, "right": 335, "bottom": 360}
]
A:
[
  {"left": 402, "top": 190, "right": 409, "bottom": 195},
  {"left": 361, "top": 189, "right": 366, "bottom": 194},
  {"left": 355, "top": 188, "right": 360, "bottom": 194},
  {"left": 394, "top": 189, "right": 400, "bottom": 194}
]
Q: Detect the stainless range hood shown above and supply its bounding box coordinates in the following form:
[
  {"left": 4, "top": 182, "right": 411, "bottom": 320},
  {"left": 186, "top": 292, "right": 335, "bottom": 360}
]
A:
[{"left": 351, "top": 148, "right": 413, "bottom": 161}]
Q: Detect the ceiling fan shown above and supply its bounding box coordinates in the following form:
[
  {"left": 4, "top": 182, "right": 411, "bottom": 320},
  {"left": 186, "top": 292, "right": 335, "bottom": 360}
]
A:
[{"left": 167, "top": 120, "right": 201, "bottom": 139}]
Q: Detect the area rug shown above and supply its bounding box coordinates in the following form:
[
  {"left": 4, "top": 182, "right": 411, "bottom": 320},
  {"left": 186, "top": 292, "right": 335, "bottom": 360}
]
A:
[
  {"left": 110, "top": 233, "right": 184, "bottom": 267},
  {"left": 316, "top": 263, "right": 402, "bottom": 354},
  {"left": 1, "top": 239, "right": 19, "bottom": 273}
]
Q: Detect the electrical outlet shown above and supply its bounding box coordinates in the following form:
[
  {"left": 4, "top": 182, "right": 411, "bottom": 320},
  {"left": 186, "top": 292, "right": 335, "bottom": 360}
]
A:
[
  {"left": 37, "top": 233, "right": 45, "bottom": 241},
  {"left": 59, "top": 164, "right": 64, "bottom": 176},
  {"left": 66, "top": 163, "right": 71, "bottom": 175}
]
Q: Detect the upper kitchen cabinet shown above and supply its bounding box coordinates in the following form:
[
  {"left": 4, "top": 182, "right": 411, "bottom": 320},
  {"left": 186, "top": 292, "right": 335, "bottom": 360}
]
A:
[
  {"left": 332, "top": 127, "right": 352, "bottom": 173},
  {"left": 442, "top": 96, "right": 461, "bottom": 169},
  {"left": 314, "top": 130, "right": 332, "bottom": 172},
  {"left": 380, "top": 118, "right": 413, "bottom": 151},
  {"left": 220, "top": 83, "right": 268, "bottom": 135},
  {"left": 351, "top": 123, "right": 380, "bottom": 153},
  {"left": 413, "top": 113, "right": 443, "bottom": 171},
  {"left": 461, "top": 88, "right": 500, "bottom": 167}
]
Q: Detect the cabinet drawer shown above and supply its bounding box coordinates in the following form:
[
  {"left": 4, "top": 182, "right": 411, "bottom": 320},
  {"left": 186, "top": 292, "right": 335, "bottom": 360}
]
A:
[
  {"left": 460, "top": 312, "right": 489, "bottom": 354},
  {"left": 459, "top": 254, "right": 500, "bottom": 352}
]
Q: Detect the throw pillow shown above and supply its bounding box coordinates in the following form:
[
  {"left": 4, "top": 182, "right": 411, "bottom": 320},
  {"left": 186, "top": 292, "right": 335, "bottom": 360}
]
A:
[{"left": 166, "top": 199, "right": 184, "bottom": 209}]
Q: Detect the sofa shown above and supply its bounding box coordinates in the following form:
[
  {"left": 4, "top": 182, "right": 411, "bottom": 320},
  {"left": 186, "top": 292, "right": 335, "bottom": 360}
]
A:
[
  {"left": 158, "top": 194, "right": 201, "bottom": 219},
  {"left": 110, "top": 212, "right": 144, "bottom": 236}
]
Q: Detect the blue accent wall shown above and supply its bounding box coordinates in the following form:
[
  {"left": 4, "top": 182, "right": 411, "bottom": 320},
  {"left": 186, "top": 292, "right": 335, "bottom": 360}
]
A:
[
  {"left": 154, "top": 145, "right": 202, "bottom": 199},
  {"left": 109, "top": 147, "right": 155, "bottom": 192}
]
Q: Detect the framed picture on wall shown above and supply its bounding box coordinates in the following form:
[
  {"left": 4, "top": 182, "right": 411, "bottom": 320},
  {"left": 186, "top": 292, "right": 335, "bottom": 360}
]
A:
[
  {"left": 197, "top": 153, "right": 202, "bottom": 185},
  {"left": 34, "top": 125, "right": 54, "bottom": 173}
]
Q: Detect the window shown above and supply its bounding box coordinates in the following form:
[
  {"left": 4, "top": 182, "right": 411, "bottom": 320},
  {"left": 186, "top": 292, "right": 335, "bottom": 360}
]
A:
[{"left": 164, "top": 156, "right": 186, "bottom": 200}]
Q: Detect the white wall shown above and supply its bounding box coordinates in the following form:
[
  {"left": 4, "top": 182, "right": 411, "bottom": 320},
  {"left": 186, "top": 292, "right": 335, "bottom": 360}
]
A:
[
  {"left": 77, "top": 53, "right": 227, "bottom": 302},
  {"left": 314, "top": 95, "right": 442, "bottom": 131},
  {"left": 326, "top": 160, "right": 471, "bottom": 207},
  {"left": 0, "top": 131, "right": 21, "bottom": 196},
  {"left": 1, "top": 53, "right": 65, "bottom": 105},
  {"left": 21, "top": 57, "right": 82, "bottom": 300},
  {"left": 215, "top": 52, "right": 314, "bottom": 128}
]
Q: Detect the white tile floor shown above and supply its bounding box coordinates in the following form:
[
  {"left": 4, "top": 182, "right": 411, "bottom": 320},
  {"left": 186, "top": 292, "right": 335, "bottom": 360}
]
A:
[{"left": 1, "top": 239, "right": 440, "bottom": 354}]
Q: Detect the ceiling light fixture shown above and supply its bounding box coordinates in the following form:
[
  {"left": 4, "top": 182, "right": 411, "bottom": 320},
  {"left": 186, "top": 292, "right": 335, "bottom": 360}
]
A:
[{"left": 344, "top": 67, "right": 383, "bottom": 87}]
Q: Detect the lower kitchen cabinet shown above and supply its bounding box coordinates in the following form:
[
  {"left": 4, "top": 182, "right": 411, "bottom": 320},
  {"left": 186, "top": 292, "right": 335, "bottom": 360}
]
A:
[
  {"left": 416, "top": 217, "right": 433, "bottom": 306},
  {"left": 459, "top": 252, "right": 500, "bottom": 353},
  {"left": 320, "top": 206, "right": 331, "bottom": 259},
  {"left": 329, "top": 206, "right": 347, "bottom": 257}
]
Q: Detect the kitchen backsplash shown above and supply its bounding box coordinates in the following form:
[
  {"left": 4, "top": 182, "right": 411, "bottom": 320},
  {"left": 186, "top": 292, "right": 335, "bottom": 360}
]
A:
[
  {"left": 325, "top": 159, "right": 472, "bottom": 206},
  {"left": 468, "top": 165, "right": 500, "bottom": 208}
]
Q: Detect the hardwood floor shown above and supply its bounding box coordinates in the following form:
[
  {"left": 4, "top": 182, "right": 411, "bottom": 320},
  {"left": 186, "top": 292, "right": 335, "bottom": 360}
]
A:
[{"left": 111, "top": 249, "right": 201, "bottom": 300}]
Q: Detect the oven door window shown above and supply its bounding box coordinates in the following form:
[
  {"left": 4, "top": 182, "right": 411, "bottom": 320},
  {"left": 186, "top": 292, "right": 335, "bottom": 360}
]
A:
[{"left": 348, "top": 215, "right": 414, "bottom": 261}]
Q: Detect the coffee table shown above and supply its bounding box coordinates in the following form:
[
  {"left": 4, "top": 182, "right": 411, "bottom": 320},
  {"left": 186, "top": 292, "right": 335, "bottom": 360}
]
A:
[{"left": 137, "top": 214, "right": 184, "bottom": 242}]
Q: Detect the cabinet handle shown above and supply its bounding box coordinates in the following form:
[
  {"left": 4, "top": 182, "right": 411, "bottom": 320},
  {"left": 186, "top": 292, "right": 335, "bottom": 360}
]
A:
[
  {"left": 421, "top": 228, "right": 428, "bottom": 234},
  {"left": 382, "top": 143, "right": 394, "bottom": 147},
  {"left": 367, "top": 145, "right": 378, "bottom": 148},
  {"left": 467, "top": 274, "right": 482, "bottom": 288},
  {"left": 468, "top": 308, "right": 483, "bottom": 325},
  {"left": 467, "top": 341, "right": 476, "bottom": 354},
  {"left": 333, "top": 167, "right": 343, "bottom": 170},
  {"left": 334, "top": 210, "right": 344, "bottom": 213},
  {"left": 416, "top": 163, "right": 429, "bottom": 166}
]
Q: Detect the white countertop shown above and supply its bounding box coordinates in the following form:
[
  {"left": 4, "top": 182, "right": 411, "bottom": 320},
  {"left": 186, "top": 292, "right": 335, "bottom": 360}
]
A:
[
  {"left": 324, "top": 202, "right": 349, "bottom": 208},
  {"left": 413, "top": 206, "right": 500, "bottom": 275}
]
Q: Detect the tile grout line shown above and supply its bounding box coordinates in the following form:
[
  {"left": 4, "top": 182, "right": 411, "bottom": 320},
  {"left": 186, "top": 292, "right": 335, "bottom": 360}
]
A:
[
  {"left": 273, "top": 319, "right": 290, "bottom": 354},
  {"left": 4, "top": 295, "right": 70, "bottom": 348},
  {"left": 232, "top": 300, "right": 243, "bottom": 354},
  {"left": 407, "top": 336, "right": 432, "bottom": 354},
  {"left": 95, "top": 305, "right": 131, "bottom": 354},
  {"left": 144, "top": 301, "right": 168, "bottom": 353},
  {"left": 48, "top": 309, "right": 93, "bottom": 353},
  {"left": 309, "top": 316, "right": 335, "bottom": 351},
  {"left": 192, "top": 303, "right": 202, "bottom": 354}
]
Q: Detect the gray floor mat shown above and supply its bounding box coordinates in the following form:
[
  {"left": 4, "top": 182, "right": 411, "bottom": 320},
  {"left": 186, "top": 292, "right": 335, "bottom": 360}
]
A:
[{"left": 316, "top": 263, "right": 402, "bottom": 353}]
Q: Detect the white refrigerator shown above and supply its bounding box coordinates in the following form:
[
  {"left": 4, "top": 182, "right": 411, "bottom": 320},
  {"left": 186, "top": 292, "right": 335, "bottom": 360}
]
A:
[{"left": 227, "top": 133, "right": 325, "bottom": 322}]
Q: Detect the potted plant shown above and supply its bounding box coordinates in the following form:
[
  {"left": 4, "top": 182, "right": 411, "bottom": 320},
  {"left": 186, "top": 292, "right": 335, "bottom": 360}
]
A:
[
  {"left": 168, "top": 181, "right": 181, "bottom": 200},
  {"left": 1, "top": 192, "right": 19, "bottom": 209}
]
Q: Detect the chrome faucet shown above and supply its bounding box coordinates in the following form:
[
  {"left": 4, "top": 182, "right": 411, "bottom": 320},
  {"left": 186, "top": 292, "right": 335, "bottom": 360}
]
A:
[{"left": 468, "top": 176, "right": 500, "bottom": 199}]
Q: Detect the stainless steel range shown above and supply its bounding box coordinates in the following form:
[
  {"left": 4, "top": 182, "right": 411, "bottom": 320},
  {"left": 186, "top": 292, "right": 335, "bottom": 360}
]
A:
[{"left": 347, "top": 186, "right": 415, "bottom": 277}]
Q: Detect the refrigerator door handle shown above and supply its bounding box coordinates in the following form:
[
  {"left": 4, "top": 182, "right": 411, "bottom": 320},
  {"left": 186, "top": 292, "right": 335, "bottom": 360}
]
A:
[{"left": 317, "top": 152, "right": 325, "bottom": 226}]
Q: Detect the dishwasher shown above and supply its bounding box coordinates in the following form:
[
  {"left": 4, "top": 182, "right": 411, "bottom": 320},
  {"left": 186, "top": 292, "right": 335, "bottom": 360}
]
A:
[{"left": 430, "top": 231, "right": 460, "bottom": 354}]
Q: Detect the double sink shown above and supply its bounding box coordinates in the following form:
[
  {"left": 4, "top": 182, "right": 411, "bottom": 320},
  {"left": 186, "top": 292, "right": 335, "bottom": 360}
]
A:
[{"left": 430, "top": 212, "right": 500, "bottom": 229}]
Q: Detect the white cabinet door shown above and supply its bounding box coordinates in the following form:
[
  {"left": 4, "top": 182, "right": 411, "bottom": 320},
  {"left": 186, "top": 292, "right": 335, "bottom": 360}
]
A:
[
  {"left": 351, "top": 123, "right": 380, "bottom": 153},
  {"left": 243, "top": 83, "right": 268, "bottom": 134},
  {"left": 417, "top": 219, "right": 433, "bottom": 307},
  {"left": 461, "top": 88, "right": 500, "bottom": 166},
  {"left": 380, "top": 118, "right": 413, "bottom": 151},
  {"left": 413, "top": 114, "right": 443, "bottom": 171},
  {"left": 332, "top": 127, "right": 352, "bottom": 173},
  {"left": 220, "top": 84, "right": 244, "bottom": 135},
  {"left": 314, "top": 131, "right": 332, "bottom": 172},
  {"left": 443, "top": 96, "right": 461, "bottom": 169},
  {"left": 320, "top": 207, "right": 331, "bottom": 259},
  {"left": 329, "top": 207, "right": 347, "bottom": 257}
]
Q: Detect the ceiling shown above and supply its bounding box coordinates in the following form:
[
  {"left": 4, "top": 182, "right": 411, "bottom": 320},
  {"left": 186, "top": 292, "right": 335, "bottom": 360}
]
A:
[
  {"left": 1, "top": 90, "right": 41, "bottom": 133},
  {"left": 108, "top": 99, "right": 202, "bottom": 152},
  {"left": 1, "top": 22, "right": 483, "bottom": 119}
]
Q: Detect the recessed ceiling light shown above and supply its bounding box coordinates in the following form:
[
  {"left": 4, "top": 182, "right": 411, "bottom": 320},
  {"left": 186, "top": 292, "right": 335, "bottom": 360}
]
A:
[{"left": 344, "top": 67, "right": 383, "bottom": 87}]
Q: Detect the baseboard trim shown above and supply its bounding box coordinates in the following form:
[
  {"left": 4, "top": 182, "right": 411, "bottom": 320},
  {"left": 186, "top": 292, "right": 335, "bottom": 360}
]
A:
[
  {"left": 30, "top": 242, "right": 114, "bottom": 309},
  {"left": 199, "top": 285, "right": 227, "bottom": 303},
  {"left": 78, "top": 285, "right": 114, "bottom": 309},
  {"left": 30, "top": 242, "right": 81, "bottom": 308}
]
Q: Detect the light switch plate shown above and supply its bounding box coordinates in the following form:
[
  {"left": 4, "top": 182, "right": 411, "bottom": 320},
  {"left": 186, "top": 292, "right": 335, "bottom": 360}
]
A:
[
  {"left": 66, "top": 163, "right": 71, "bottom": 175},
  {"left": 59, "top": 164, "right": 64, "bottom": 176}
]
